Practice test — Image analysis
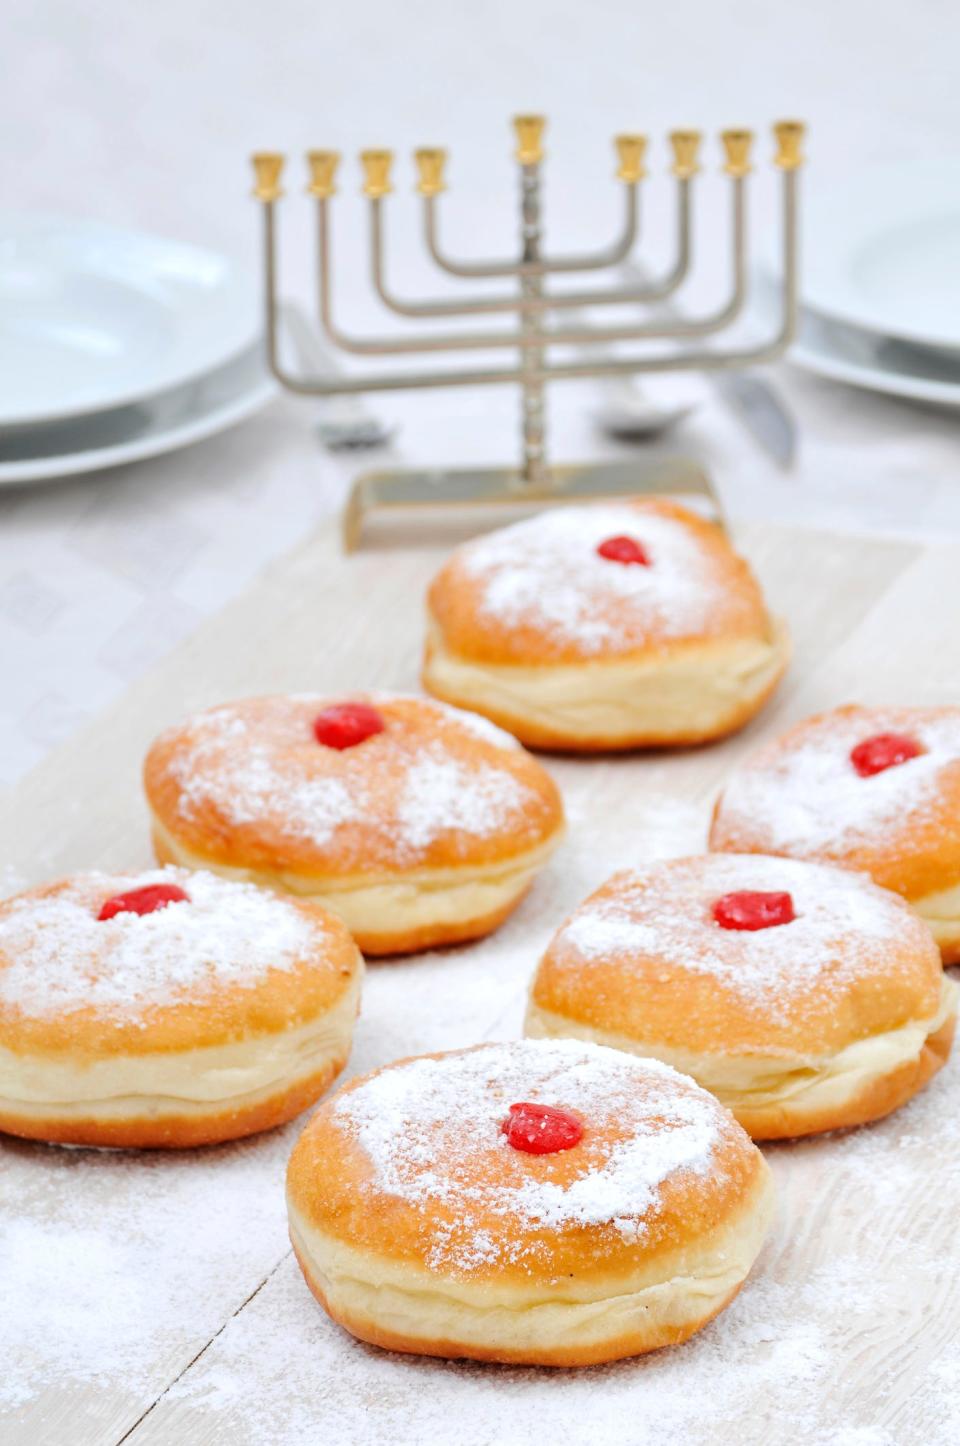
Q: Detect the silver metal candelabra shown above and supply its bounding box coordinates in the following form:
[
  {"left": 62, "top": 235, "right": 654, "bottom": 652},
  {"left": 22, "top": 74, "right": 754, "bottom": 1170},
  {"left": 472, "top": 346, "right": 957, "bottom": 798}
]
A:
[{"left": 251, "top": 115, "right": 804, "bottom": 548}]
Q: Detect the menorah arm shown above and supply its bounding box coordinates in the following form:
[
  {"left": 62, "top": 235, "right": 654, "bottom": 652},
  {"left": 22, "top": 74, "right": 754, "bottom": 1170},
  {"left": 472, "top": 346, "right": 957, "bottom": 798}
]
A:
[
  {"left": 259, "top": 157, "right": 796, "bottom": 391},
  {"left": 422, "top": 184, "right": 640, "bottom": 280},
  {"left": 266, "top": 293, "right": 795, "bottom": 395},
  {"left": 370, "top": 179, "right": 692, "bottom": 319},
  {"left": 317, "top": 181, "right": 745, "bottom": 356}
]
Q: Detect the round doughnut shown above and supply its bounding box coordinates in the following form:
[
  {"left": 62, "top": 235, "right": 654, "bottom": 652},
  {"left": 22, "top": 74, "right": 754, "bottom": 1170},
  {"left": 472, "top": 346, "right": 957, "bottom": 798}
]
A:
[
  {"left": 286, "top": 1038, "right": 773, "bottom": 1366},
  {"left": 144, "top": 692, "right": 565, "bottom": 956},
  {"left": 709, "top": 704, "right": 960, "bottom": 963},
  {"left": 0, "top": 867, "right": 363, "bottom": 1149},
  {"left": 527, "top": 855, "right": 956, "bottom": 1140},
  {"left": 422, "top": 498, "right": 790, "bottom": 751}
]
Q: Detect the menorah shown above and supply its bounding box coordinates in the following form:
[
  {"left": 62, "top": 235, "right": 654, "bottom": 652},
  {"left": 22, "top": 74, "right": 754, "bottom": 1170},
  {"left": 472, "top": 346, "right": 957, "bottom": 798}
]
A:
[{"left": 251, "top": 115, "right": 804, "bottom": 548}]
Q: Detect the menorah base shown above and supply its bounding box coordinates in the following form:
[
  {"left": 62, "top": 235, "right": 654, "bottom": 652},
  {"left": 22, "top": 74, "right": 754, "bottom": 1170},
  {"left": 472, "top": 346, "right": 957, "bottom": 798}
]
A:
[{"left": 342, "top": 455, "right": 722, "bottom": 551}]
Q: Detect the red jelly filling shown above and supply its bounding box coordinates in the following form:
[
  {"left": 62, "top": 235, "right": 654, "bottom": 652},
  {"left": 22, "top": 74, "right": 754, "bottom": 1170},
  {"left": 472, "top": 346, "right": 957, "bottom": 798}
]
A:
[
  {"left": 850, "top": 732, "right": 923, "bottom": 778},
  {"left": 713, "top": 890, "right": 796, "bottom": 931},
  {"left": 596, "top": 534, "right": 651, "bottom": 566},
  {"left": 313, "top": 702, "right": 385, "bottom": 750},
  {"left": 98, "top": 884, "right": 190, "bottom": 921},
  {"left": 501, "top": 1101, "right": 583, "bottom": 1154}
]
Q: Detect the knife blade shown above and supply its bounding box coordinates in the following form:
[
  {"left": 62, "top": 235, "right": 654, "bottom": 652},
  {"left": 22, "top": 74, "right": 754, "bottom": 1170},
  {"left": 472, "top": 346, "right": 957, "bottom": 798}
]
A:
[{"left": 713, "top": 370, "right": 796, "bottom": 468}]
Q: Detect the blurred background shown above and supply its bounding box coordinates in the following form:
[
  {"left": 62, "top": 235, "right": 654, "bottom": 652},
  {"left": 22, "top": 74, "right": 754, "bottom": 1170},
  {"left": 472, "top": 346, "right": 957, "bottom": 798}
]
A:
[{"left": 1, "top": 0, "right": 959, "bottom": 784}]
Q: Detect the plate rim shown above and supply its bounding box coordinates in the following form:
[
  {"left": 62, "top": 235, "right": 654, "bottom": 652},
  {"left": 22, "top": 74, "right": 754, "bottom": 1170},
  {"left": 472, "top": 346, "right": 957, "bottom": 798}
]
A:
[
  {"left": 753, "top": 271, "right": 960, "bottom": 407},
  {"left": 0, "top": 212, "right": 260, "bottom": 427},
  {"left": 799, "top": 160, "right": 960, "bottom": 353},
  {"left": 787, "top": 332, "right": 960, "bottom": 405},
  {"left": 0, "top": 356, "right": 277, "bottom": 486}
]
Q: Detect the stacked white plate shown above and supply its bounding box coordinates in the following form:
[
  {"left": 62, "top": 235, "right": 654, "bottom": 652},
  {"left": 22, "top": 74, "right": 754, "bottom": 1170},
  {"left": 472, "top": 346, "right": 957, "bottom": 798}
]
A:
[
  {"left": 0, "top": 215, "right": 275, "bottom": 485},
  {"left": 759, "top": 161, "right": 960, "bottom": 408}
]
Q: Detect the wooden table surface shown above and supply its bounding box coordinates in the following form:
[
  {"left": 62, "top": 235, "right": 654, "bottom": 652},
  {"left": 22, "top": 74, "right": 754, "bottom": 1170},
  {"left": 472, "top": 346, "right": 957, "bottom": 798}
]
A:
[{"left": 4, "top": 518, "right": 960, "bottom": 1445}]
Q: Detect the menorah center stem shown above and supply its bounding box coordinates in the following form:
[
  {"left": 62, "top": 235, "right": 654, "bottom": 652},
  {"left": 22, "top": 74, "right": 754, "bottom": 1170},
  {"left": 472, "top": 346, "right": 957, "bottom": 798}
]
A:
[{"left": 518, "top": 164, "right": 548, "bottom": 487}]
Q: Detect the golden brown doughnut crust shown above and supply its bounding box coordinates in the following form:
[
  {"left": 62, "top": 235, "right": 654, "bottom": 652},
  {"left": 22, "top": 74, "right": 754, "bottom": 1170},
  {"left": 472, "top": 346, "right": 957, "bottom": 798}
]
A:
[
  {"left": 709, "top": 705, "right": 960, "bottom": 904},
  {"left": 144, "top": 693, "right": 564, "bottom": 883},
  {"left": 426, "top": 498, "right": 779, "bottom": 667},
  {"left": 528, "top": 855, "right": 953, "bottom": 1140},
  {"left": 289, "top": 1044, "right": 763, "bottom": 1289},
  {"left": 532, "top": 856, "right": 944, "bottom": 1059},
  {"left": 0, "top": 872, "right": 360, "bottom": 1058},
  {"left": 287, "top": 1040, "right": 773, "bottom": 1364},
  {"left": 0, "top": 869, "right": 363, "bottom": 1148}
]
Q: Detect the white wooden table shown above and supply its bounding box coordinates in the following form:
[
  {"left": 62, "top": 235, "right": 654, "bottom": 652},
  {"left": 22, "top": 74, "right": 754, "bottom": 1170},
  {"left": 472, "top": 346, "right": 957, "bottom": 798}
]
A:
[{"left": 4, "top": 518, "right": 960, "bottom": 1445}]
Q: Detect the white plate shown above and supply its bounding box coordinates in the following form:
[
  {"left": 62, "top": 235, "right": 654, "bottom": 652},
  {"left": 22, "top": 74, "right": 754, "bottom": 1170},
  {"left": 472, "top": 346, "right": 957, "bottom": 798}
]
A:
[
  {"left": 0, "top": 215, "right": 259, "bottom": 426},
  {"left": 756, "top": 273, "right": 960, "bottom": 407},
  {"left": 0, "top": 347, "right": 276, "bottom": 485},
  {"left": 802, "top": 162, "right": 960, "bottom": 352}
]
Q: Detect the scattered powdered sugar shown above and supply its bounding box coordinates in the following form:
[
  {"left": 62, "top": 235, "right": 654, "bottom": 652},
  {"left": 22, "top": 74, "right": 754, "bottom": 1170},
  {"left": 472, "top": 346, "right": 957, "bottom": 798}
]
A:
[
  {"left": 554, "top": 855, "right": 918, "bottom": 1013},
  {"left": 156, "top": 1252, "right": 832, "bottom": 1446},
  {"left": 0, "top": 867, "right": 320, "bottom": 1018},
  {"left": 0, "top": 1127, "right": 295, "bottom": 1424},
  {"left": 333, "top": 1039, "right": 724, "bottom": 1269},
  {"left": 168, "top": 705, "right": 366, "bottom": 845},
  {"left": 456, "top": 504, "right": 738, "bottom": 654},
  {"left": 713, "top": 707, "right": 960, "bottom": 855},
  {"left": 162, "top": 696, "right": 536, "bottom": 865},
  {"left": 395, "top": 749, "right": 531, "bottom": 855}
]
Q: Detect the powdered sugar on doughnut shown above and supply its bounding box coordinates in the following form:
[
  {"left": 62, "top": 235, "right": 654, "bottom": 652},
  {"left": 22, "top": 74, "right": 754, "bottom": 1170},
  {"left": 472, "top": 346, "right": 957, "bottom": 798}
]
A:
[
  {"left": 334, "top": 1039, "right": 726, "bottom": 1273},
  {"left": 0, "top": 868, "right": 320, "bottom": 1018},
  {"left": 713, "top": 707, "right": 960, "bottom": 856},
  {"left": 395, "top": 751, "right": 530, "bottom": 853},
  {"left": 160, "top": 695, "right": 539, "bottom": 866},
  {"left": 456, "top": 504, "right": 747, "bottom": 654},
  {"left": 553, "top": 855, "right": 926, "bottom": 1015},
  {"left": 170, "top": 707, "right": 365, "bottom": 843}
]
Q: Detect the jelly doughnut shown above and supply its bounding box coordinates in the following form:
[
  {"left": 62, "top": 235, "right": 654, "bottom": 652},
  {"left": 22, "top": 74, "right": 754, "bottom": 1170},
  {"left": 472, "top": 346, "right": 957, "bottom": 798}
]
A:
[
  {"left": 144, "top": 693, "right": 565, "bottom": 955},
  {"left": 528, "top": 855, "right": 956, "bottom": 1139},
  {"left": 0, "top": 867, "right": 362, "bottom": 1148},
  {"left": 422, "top": 499, "right": 789, "bottom": 751},
  {"left": 286, "top": 1038, "right": 773, "bottom": 1365}
]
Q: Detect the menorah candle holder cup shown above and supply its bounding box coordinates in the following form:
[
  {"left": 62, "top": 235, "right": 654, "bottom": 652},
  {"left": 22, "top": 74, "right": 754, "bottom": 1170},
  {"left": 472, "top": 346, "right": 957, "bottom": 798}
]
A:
[{"left": 251, "top": 115, "right": 805, "bottom": 549}]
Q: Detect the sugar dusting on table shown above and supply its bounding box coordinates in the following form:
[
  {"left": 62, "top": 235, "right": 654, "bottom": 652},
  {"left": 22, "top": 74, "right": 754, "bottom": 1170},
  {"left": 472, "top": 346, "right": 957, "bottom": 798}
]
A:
[
  {"left": 0, "top": 1129, "right": 294, "bottom": 1417},
  {"left": 333, "top": 1040, "right": 724, "bottom": 1268},
  {"left": 714, "top": 707, "right": 960, "bottom": 855},
  {"left": 0, "top": 867, "right": 319, "bottom": 1017}
]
